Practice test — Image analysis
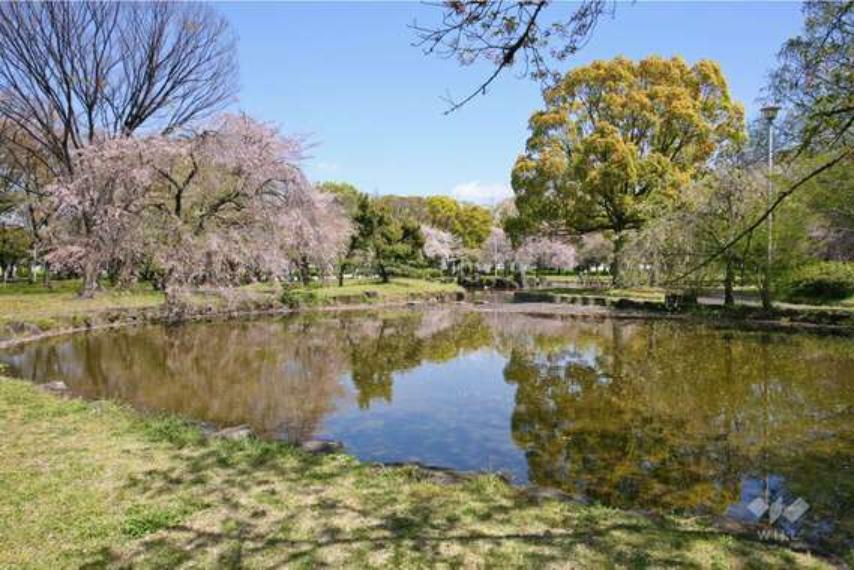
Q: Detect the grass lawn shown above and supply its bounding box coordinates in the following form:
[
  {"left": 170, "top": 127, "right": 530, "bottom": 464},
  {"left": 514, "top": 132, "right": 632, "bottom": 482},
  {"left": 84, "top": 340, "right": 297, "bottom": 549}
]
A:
[
  {"left": 0, "top": 377, "right": 831, "bottom": 569},
  {"left": 0, "top": 280, "right": 164, "bottom": 328},
  {"left": 243, "top": 277, "right": 461, "bottom": 299},
  {"left": 0, "top": 278, "right": 463, "bottom": 342}
]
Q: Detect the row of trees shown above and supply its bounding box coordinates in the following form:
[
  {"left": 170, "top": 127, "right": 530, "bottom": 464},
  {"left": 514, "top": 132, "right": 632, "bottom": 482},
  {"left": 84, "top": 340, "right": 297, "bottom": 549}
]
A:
[{"left": 499, "top": 1, "right": 853, "bottom": 306}]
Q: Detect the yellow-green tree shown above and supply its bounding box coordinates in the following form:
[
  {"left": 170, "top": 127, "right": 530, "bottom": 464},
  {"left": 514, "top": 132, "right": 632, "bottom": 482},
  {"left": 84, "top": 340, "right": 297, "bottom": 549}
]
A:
[
  {"left": 425, "top": 196, "right": 492, "bottom": 248},
  {"left": 511, "top": 56, "right": 745, "bottom": 285}
]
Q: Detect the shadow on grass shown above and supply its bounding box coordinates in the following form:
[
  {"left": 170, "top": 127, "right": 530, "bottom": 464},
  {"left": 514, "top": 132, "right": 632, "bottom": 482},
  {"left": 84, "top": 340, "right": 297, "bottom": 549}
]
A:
[{"left": 72, "top": 429, "right": 815, "bottom": 569}]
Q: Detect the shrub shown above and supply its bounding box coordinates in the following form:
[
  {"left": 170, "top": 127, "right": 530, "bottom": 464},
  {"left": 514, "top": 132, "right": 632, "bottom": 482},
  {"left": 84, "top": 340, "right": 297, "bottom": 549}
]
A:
[
  {"left": 280, "top": 287, "right": 319, "bottom": 308},
  {"left": 783, "top": 262, "right": 854, "bottom": 303}
]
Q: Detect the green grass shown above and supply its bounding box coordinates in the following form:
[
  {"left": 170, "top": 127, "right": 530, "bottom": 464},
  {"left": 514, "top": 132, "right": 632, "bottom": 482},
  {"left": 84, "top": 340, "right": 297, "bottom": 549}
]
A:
[
  {"left": 0, "top": 278, "right": 463, "bottom": 343},
  {"left": 246, "top": 277, "right": 461, "bottom": 299},
  {"left": 0, "top": 280, "right": 163, "bottom": 325},
  {"left": 0, "top": 376, "right": 835, "bottom": 569}
]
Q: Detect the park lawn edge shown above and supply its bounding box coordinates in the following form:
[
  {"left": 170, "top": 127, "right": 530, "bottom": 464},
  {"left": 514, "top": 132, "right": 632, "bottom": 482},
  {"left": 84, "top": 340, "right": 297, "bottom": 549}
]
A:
[
  {"left": 0, "top": 278, "right": 464, "bottom": 349},
  {"left": 0, "top": 376, "right": 838, "bottom": 569}
]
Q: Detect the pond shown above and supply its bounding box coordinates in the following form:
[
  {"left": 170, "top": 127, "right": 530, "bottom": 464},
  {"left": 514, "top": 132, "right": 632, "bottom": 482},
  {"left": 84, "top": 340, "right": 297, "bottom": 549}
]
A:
[{"left": 2, "top": 306, "right": 853, "bottom": 549}]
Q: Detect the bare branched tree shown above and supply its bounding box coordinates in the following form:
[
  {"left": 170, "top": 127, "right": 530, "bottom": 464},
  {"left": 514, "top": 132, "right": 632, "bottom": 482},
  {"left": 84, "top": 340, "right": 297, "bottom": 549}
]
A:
[
  {"left": 412, "top": 0, "right": 612, "bottom": 113},
  {"left": 0, "top": 2, "right": 238, "bottom": 176}
]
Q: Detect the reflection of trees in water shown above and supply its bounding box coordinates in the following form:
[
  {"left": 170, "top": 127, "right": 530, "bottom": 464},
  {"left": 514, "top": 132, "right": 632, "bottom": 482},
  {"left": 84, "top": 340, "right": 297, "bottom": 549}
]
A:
[
  {"left": 343, "top": 309, "right": 494, "bottom": 408},
  {"left": 502, "top": 318, "right": 854, "bottom": 520},
  {"left": 3, "top": 308, "right": 497, "bottom": 437},
  {"left": 6, "top": 320, "right": 350, "bottom": 440}
]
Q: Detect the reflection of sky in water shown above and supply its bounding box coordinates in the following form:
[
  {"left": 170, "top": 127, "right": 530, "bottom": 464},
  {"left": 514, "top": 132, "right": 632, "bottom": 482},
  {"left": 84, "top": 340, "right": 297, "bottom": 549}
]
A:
[{"left": 322, "top": 349, "right": 531, "bottom": 481}]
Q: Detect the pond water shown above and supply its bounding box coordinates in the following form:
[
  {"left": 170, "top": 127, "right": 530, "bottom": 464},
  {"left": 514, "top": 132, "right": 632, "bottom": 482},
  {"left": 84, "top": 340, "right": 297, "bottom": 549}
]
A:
[{"left": 2, "top": 306, "right": 853, "bottom": 548}]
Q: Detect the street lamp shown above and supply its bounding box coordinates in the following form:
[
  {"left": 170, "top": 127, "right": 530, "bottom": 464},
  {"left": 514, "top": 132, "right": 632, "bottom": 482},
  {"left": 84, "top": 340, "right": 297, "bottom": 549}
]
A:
[{"left": 760, "top": 104, "right": 780, "bottom": 310}]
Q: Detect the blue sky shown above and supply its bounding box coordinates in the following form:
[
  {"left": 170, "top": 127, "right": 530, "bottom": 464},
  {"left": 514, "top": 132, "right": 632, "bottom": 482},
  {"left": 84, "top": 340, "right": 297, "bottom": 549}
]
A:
[{"left": 219, "top": 1, "right": 803, "bottom": 204}]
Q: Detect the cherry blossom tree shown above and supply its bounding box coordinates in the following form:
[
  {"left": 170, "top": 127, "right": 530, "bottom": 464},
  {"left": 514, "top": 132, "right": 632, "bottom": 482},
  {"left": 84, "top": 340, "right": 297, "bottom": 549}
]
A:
[
  {"left": 276, "top": 184, "right": 353, "bottom": 285},
  {"left": 422, "top": 225, "right": 461, "bottom": 269},
  {"left": 44, "top": 136, "right": 158, "bottom": 297},
  {"left": 141, "top": 114, "right": 307, "bottom": 294},
  {"left": 45, "top": 114, "right": 314, "bottom": 298},
  {"left": 514, "top": 236, "right": 577, "bottom": 272},
  {"left": 479, "top": 227, "right": 513, "bottom": 272}
]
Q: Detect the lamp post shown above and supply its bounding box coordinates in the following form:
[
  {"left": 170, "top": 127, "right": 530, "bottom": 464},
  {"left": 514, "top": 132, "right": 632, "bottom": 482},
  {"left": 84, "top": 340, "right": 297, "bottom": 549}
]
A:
[{"left": 760, "top": 104, "right": 780, "bottom": 310}]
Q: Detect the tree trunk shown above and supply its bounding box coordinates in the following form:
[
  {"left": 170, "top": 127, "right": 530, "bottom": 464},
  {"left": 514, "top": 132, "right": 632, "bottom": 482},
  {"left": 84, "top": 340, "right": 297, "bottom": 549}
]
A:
[
  {"left": 378, "top": 263, "right": 389, "bottom": 283},
  {"left": 723, "top": 257, "right": 735, "bottom": 307},
  {"left": 611, "top": 232, "right": 626, "bottom": 288},
  {"left": 80, "top": 260, "right": 99, "bottom": 299},
  {"left": 299, "top": 256, "right": 311, "bottom": 287},
  {"left": 29, "top": 244, "right": 39, "bottom": 284},
  {"left": 338, "top": 265, "right": 345, "bottom": 287}
]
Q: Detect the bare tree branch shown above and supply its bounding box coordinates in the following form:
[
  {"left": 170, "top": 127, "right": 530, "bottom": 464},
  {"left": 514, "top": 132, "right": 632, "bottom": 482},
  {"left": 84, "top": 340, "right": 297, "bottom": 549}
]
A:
[
  {"left": 412, "top": 0, "right": 612, "bottom": 114},
  {"left": 0, "top": 2, "right": 238, "bottom": 174}
]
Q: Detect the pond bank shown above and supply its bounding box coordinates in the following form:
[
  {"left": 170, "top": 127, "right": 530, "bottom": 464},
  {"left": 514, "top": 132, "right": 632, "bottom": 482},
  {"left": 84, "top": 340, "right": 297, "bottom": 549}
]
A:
[
  {"left": 512, "top": 290, "right": 854, "bottom": 334},
  {"left": 0, "top": 377, "right": 837, "bottom": 569},
  {"left": 0, "top": 279, "right": 464, "bottom": 349}
]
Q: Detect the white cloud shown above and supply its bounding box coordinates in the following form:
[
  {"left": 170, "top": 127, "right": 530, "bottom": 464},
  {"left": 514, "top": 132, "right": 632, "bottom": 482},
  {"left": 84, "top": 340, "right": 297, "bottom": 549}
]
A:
[
  {"left": 312, "top": 160, "right": 340, "bottom": 173},
  {"left": 450, "top": 181, "right": 512, "bottom": 205}
]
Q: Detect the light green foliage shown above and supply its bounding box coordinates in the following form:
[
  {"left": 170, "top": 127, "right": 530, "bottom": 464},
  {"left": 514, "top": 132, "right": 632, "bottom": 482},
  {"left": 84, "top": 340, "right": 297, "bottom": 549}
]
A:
[
  {"left": 799, "top": 156, "right": 854, "bottom": 260},
  {"left": 370, "top": 194, "right": 493, "bottom": 249},
  {"left": 784, "top": 261, "right": 854, "bottom": 303},
  {"left": 770, "top": 1, "right": 853, "bottom": 153},
  {"left": 425, "top": 196, "right": 492, "bottom": 248},
  {"left": 317, "top": 181, "right": 363, "bottom": 216}
]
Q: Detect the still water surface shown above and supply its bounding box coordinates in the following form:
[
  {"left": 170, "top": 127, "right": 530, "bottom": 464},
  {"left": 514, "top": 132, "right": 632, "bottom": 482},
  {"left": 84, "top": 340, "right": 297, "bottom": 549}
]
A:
[{"left": 2, "top": 307, "right": 852, "bottom": 546}]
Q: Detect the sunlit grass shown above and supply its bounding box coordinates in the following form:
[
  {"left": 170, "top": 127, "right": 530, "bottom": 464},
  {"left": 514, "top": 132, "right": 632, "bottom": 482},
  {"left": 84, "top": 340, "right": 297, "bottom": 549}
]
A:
[
  {"left": 0, "top": 376, "right": 834, "bottom": 569},
  {"left": 0, "top": 280, "right": 163, "bottom": 329}
]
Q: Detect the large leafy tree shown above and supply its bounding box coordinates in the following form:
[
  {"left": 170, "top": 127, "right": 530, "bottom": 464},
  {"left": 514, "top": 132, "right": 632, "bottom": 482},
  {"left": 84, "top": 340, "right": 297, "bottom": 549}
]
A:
[
  {"left": 0, "top": 225, "right": 30, "bottom": 282},
  {"left": 425, "top": 196, "right": 492, "bottom": 248},
  {"left": 350, "top": 196, "right": 425, "bottom": 283},
  {"left": 510, "top": 56, "right": 745, "bottom": 285}
]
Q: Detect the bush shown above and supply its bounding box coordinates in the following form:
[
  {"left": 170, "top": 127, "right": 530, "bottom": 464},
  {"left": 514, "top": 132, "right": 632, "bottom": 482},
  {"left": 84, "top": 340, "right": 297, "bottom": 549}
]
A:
[
  {"left": 280, "top": 287, "right": 319, "bottom": 308},
  {"left": 783, "top": 262, "right": 854, "bottom": 303},
  {"left": 390, "top": 265, "right": 443, "bottom": 280}
]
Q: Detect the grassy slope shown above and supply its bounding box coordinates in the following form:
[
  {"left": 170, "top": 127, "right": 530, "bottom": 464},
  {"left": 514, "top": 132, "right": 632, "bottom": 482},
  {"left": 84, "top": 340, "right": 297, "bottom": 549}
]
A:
[{"left": 0, "top": 378, "right": 830, "bottom": 569}]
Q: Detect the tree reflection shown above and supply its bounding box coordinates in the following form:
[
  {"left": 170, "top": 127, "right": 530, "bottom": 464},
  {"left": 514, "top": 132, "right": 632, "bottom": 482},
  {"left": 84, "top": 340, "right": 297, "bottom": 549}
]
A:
[
  {"left": 344, "top": 310, "right": 493, "bottom": 408},
  {"left": 502, "top": 317, "right": 854, "bottom": 534}
]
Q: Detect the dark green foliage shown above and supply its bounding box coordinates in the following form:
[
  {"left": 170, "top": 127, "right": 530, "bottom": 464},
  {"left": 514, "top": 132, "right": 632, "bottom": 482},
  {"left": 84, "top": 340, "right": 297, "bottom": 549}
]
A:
[
  {"left": 350, "top": 196, "right": 425, "bottom": 282},
  {"left": 0, "top": 226, "right": 31, "bottom": 276},
  {"left": 784, "top": 261, "right": 854, "bottom": 303},
  {"left": 280, "top": 288, "right": 319, "bottom": 308}
]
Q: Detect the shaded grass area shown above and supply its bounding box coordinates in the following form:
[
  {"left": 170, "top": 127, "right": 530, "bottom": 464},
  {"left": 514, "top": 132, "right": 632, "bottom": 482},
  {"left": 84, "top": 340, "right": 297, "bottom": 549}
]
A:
[{"left": 0, "top": 377, "right": 832, "bottom": 569}]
